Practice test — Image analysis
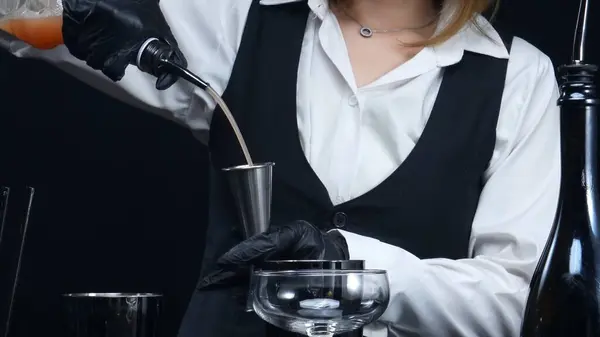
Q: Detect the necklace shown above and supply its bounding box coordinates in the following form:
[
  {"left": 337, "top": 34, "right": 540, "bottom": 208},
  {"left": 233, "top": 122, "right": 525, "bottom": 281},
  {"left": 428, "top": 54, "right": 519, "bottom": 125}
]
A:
[{"left": 343, "top": 11, "right": 439, "bottom": 38}]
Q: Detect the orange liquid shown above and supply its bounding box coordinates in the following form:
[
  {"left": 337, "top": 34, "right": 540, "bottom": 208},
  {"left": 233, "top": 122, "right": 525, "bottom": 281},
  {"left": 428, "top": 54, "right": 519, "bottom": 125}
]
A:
[{"left": 0, "top": 16, "right": 63, "bottom": 50}]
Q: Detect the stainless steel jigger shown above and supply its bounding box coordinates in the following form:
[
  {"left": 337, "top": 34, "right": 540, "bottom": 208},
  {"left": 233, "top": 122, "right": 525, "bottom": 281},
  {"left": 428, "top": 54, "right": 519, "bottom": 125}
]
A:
[{"left": 222, "top": 162, "right": 275, "bottom": 312}]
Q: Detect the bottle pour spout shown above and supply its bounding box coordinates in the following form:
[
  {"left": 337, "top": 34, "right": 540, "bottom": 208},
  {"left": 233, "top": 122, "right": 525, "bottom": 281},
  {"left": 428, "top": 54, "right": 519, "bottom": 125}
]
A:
[{"left": 136, "top": 37, "right": 210, "bottom": 91}]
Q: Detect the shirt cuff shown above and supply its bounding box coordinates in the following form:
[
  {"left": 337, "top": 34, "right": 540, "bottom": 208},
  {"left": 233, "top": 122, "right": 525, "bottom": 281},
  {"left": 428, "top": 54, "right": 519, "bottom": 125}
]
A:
[
  {"left": 335, "top": 230, "right": 425, "bottom": 284},
  {"left": 336, "top": 229, "right": 420, "bottom": 265},
  {"left": 335, "top": 230, "right": 426, "bottom": 322}
]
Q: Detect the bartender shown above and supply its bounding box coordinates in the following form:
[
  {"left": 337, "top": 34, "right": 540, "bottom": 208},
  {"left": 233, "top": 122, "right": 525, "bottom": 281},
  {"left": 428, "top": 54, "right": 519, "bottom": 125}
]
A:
[{"left": 3, "top": 0, "right": 560, "bottom": 336}]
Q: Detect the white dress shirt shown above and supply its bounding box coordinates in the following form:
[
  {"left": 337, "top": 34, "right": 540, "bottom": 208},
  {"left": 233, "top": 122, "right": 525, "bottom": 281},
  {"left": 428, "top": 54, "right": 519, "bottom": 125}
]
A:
[{"left": 4, "top": 0, "right": 561, "bottom": 335}]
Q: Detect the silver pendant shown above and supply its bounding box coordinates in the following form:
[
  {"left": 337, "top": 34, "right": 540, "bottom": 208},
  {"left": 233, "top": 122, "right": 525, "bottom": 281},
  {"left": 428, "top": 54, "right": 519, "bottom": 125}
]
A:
[{"left": 359, "top": 27, "right": 373, "bottom": 38}]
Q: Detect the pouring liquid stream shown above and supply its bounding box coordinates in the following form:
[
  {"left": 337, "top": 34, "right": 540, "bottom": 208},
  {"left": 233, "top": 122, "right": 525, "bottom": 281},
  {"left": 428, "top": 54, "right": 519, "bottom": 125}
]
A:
[{"left": 205, "top": 86, "right": 254, "bottom": 166}]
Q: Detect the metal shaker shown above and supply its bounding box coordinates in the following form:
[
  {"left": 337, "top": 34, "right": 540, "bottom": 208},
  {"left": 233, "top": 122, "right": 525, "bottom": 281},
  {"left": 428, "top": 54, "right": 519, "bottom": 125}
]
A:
[{"left": 61, "top": 293, "right": 162, "bottom": 337}]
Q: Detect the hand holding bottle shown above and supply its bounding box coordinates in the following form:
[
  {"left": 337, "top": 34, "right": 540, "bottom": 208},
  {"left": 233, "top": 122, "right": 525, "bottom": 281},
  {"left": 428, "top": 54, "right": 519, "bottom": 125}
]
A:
[
  {"left": 0, "top": 0, "right": 186, "bottom": 89},
  {"left": 62, "top": 0, "right": 187, "bottom": 89}
]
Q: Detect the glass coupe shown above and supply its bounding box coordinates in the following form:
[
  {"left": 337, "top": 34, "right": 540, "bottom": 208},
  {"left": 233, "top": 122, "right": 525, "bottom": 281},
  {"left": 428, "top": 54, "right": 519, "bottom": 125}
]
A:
[{"left": 252, "top": 269, "right": 390, "bottom": 337}]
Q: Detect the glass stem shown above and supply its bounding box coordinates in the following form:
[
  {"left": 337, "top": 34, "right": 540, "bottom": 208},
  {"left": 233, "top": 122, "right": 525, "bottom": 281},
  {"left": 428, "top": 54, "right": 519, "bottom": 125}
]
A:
[
  {"left": 307, "top": 325, "right": 335, "bottom": 337},
  {"left": 244, "top": 266, "right": 256, "bottom": 312}
]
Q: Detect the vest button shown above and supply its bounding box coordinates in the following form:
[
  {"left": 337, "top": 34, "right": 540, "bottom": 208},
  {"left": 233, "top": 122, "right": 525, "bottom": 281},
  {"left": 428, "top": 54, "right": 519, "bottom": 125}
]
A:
[{"left": 332, "top": 212, "right": 348, "bottom": 228}]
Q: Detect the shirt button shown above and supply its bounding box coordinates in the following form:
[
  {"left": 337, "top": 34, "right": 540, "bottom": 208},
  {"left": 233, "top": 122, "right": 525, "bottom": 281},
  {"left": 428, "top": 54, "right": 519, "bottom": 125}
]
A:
[
  {"left": 348, "top": 95, "right": 358, "bottom": 107},
  {"left": 332, "top": 212, "right": 348, "bottom": 228}
]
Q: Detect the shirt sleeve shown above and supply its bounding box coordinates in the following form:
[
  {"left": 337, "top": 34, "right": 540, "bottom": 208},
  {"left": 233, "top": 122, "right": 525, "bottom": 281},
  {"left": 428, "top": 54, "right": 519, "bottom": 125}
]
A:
[
  {"left": 337, "top": 42, "right": 561, "bottom": 337},
  {"left": 0, "top": 0, "right": 252, "bottom": 141}
]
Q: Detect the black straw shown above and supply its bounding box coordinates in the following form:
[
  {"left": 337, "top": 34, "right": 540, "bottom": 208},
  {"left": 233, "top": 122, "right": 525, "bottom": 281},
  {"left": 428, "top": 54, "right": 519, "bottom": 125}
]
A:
[{"left": 572, "top": 0, "right": 591, "bottom": 63}]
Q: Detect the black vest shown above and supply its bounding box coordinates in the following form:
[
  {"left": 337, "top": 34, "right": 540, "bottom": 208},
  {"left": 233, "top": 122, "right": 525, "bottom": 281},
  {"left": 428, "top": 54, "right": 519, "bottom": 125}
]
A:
[{"left": 177, "top": 1, "right": 512, "bottom": 337}]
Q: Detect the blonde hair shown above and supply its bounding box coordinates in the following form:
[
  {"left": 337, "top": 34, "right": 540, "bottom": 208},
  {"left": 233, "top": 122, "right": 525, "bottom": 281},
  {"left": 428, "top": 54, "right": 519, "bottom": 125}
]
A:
[{"left": 329, "top": 0, "right": 500, "bottom": 46}]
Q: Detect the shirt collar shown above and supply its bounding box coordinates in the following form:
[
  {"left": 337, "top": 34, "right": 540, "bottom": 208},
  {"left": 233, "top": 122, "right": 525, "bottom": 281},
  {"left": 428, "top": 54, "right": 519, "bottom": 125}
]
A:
[
  {"left": 431, "top": 15, "right": 509, "bottom": 68},
  {"left": 260, "top": 0, "right": 329, "bottom": 19},
  {"left": 260, "top": 0, "right": 510, "bottom": 66}
]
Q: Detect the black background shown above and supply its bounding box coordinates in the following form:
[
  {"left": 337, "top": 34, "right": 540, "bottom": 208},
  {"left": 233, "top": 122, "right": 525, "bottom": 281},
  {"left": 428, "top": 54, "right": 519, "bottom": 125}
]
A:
[{"left": 0, "top": 1, "right": 598, "bottom": 336}]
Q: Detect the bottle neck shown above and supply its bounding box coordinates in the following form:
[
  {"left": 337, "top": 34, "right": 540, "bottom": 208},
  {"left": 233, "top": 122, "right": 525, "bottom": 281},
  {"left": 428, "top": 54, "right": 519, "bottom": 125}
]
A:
[
  {"left": 557, "top": 63, "right": 600, "bottom": 234},
  {"left": 559, "top": 105, "right": 597, "bottom": 190}
]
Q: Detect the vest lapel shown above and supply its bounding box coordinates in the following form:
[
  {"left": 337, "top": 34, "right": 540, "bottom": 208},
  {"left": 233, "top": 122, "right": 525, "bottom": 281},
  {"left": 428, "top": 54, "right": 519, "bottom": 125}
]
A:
[
  {"left": 342, "top": 52, "right": 509, "bottom": 209},
  {"left": 249, "top": 1, "right": 333, "bottom": 208}
]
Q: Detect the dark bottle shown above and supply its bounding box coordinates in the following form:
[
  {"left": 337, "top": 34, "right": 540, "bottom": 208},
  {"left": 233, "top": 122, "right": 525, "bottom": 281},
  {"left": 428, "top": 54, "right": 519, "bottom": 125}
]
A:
[{"left": 520, "top": 0, "right": 600, "bottom": 336}]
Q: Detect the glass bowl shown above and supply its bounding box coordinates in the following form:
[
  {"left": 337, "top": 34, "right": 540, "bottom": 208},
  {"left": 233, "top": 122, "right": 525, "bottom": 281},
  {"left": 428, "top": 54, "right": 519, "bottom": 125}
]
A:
[{"left": 252, "top": 269, "right": 389, "bottom": 337}]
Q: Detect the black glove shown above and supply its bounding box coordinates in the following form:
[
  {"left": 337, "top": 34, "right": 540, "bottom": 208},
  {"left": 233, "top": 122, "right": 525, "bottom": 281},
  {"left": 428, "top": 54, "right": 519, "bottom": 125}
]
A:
[
  {"left": 198, "top": 220, "right": 349, "bottom": 289},
  {"left": 62, "top": 0, "right": 187, "bottom": 90}
]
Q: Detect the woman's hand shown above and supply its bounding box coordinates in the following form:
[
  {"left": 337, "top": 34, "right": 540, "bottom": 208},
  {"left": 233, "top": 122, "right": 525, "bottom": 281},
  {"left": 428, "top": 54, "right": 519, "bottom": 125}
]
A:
[
  {"left": 62, "top": 0, "right": 187, "bottom": 89},
  {"left": 198, "top": 220, "right": 349, "bottom": 289}
]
